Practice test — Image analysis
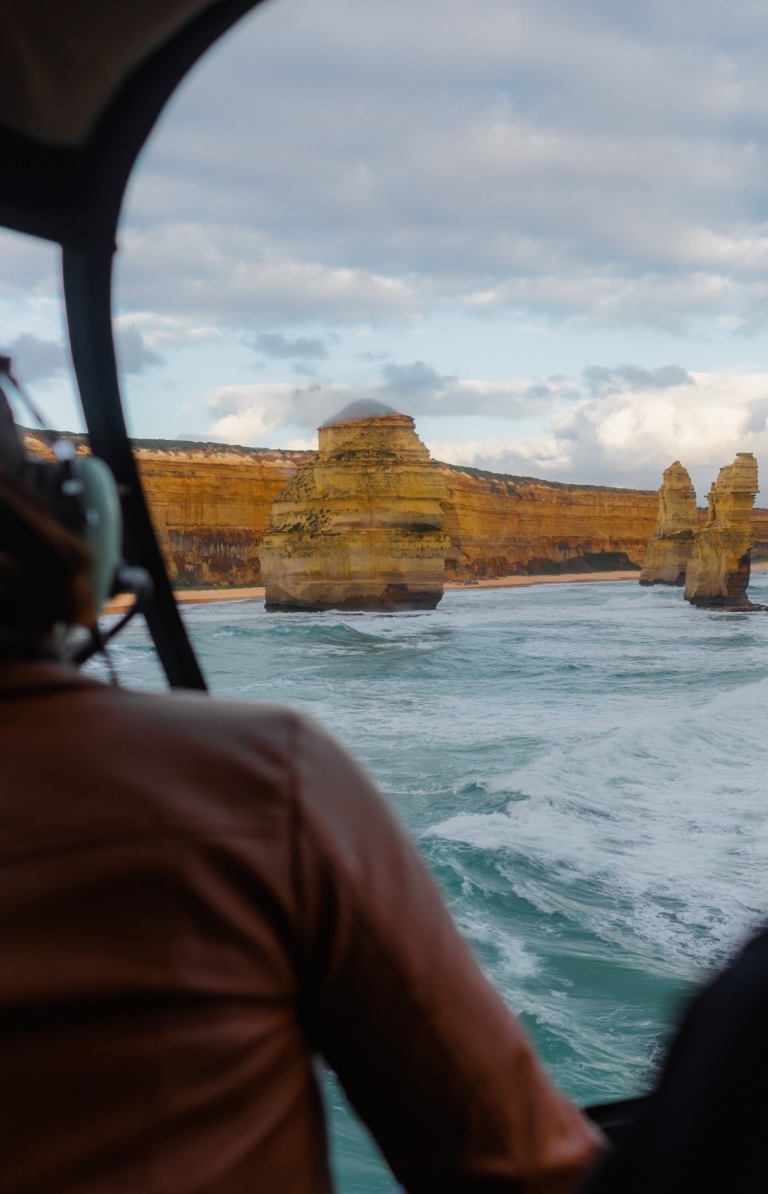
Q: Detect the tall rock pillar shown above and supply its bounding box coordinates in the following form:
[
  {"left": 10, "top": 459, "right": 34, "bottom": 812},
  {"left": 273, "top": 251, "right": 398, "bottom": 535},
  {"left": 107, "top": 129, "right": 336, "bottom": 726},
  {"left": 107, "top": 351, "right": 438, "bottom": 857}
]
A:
[
  {"left": 639, "top": 461, "right": 698, "bottom": 586},
  {"left": 684, "top": 453, "right": 759, "bottom": 608},
  {"left": 261, "top": 403, "right": 449, "bottom": 611}
]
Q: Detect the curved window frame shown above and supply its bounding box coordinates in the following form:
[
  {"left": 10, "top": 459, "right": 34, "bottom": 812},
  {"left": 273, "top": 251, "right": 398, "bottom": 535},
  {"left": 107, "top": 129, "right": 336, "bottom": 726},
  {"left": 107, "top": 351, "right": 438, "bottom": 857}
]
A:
[{"left": 0, "top": 0, "right": 271, "bottom": 690}]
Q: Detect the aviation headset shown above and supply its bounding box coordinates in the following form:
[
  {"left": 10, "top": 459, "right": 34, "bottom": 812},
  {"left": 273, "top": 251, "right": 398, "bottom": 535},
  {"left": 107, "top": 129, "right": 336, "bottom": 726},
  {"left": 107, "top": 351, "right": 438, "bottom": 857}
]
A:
[{"left": 0, "top": 356, "right": 151, "bottom": 669}]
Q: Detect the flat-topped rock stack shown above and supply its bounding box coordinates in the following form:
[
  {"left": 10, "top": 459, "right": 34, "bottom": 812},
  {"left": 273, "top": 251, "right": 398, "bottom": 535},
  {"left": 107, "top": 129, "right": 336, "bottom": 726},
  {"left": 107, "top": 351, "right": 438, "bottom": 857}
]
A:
[
  {"left": 260, "top": 401, "right": 449, "bottom": 611},
  {"left": 639, "top": 461, "right": 698, "bottom": 586},
  {"left": 685, "top": 453, "right": 759, "bottom": 609}
]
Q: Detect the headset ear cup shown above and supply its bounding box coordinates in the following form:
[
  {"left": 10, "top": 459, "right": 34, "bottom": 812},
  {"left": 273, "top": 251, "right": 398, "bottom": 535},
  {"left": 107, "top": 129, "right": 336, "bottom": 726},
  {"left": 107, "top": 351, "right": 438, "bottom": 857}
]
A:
[
  {"left": 71, "top": 457, "right": 123, "bottom": 614},
  {"left": 0, "top": 384, "right": 25, "bottom": 478}
]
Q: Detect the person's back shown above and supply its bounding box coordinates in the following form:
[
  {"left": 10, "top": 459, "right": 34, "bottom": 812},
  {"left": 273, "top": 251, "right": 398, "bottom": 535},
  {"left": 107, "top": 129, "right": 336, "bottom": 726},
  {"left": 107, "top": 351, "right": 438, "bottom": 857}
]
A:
[{"left": 0, "top": 659, "right": 599, "bottom": 1193}]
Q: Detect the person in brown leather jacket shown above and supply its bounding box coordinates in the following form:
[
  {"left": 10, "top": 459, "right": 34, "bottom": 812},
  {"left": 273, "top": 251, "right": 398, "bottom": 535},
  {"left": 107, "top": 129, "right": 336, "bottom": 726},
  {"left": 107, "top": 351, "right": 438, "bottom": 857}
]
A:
[{"left": 0, "top": 453, "right": 602, "bottom": 1192}]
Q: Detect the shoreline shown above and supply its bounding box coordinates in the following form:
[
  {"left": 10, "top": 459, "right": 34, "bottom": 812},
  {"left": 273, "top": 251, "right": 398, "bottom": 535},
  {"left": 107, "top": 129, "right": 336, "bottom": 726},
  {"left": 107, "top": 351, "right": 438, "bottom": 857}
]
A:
[
  {"left": 105, "top": 586, "right": 266, "bottom": 613},
  {"left": 104, "top": 569, "right": 638, "bottom": 613},
  {"left": 103, "top": 561, "right": 768, "bottom": 613},
  {"left": 444, "top": 570, "right": 641, "bottom": 589}
]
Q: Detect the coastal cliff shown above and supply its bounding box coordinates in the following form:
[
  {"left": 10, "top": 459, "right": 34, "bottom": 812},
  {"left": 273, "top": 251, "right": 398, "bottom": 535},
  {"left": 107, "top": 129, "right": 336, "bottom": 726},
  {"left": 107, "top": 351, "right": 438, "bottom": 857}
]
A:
[
  {"left": 24, "top": 430, "right": 767, "bottom": 592},
  {"left": 685, "top": 453, "right": 759, "bottom": 608},
  {"left": 752, "top": 506, "right": 768, "bottom": 560},
  {"left": 639, "top": 461, "right": 698, "bottom": 586},
  {"left": 260, "top": 410, "right": 449, "bottom": 610},
  {"left": 440, "top": 465, "right": 656, "bottom": 580},
  {"left": 133, "top": 442, "right": 303, "bottom": 587}
]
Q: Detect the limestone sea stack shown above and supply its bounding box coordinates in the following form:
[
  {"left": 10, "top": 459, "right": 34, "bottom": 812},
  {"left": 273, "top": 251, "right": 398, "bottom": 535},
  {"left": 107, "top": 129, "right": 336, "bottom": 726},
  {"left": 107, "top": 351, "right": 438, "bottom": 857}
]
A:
[
  {"left": 684, "top": 452, "right": 759, "bottom": 608},
  {"left": 260, "top": 401, "right": 450, "bottom": 611},
  {"left": 639, "top": 461, "right": 698, "bottom": 586}
]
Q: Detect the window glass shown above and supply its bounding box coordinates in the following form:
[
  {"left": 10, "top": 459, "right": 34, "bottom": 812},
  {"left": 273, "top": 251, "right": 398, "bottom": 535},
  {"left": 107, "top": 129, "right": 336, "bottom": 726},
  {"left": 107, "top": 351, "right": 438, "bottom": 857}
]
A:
[{"left": 104, "top": 1, "right": 768, "bottom": 1188}]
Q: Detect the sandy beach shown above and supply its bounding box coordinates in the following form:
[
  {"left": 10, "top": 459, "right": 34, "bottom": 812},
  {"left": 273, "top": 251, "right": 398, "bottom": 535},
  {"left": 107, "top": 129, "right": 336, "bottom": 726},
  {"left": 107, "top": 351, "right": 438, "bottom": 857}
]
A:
[
  {"left": 105, "top": 586, "right": 266, "bottom": 613},
  {"left": 102, "top": 562, "right": 768, "bottom": 612},
  {"left": 444, "top": 570, "right": 642, "bottom": 589},
  {"left": 104, "top": 570, "right": 657, "bottom": 612}
]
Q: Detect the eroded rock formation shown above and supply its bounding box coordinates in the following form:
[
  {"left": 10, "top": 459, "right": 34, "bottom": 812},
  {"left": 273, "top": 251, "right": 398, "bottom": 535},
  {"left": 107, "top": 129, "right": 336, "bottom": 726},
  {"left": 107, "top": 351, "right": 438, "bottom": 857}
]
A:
[
  {"left": 260, "top": 408, "right": 449, "bottom": 610},
  {"left": 639, "top": 461, "right": 698, "bottom": 586},
  {"left": 24, "top": 430, "right": 767, "bottom": 593},
  {"left": 685, "top": 453, "right": 759, "bottom": 608}
]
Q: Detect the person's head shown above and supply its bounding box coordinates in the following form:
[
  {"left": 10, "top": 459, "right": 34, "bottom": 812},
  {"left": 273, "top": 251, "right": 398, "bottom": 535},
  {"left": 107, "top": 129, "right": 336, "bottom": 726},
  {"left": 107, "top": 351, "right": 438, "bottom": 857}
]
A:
[{"left": 0, "top": 390, "right": 94, "bottom": 643}]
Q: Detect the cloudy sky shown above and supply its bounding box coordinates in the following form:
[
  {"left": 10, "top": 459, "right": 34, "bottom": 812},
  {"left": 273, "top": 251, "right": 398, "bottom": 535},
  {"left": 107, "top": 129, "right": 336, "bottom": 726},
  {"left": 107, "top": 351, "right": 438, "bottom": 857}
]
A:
[{"left": 4, "top": 0, "right": 768, "bottom": 495}]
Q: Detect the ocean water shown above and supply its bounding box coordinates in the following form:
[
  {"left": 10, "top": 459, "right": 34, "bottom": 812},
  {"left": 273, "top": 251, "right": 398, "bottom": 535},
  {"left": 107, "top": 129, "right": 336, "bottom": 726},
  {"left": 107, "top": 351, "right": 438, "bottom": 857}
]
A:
[{"left": 90, "top": 575, "right": 768, "bottom": 1191}]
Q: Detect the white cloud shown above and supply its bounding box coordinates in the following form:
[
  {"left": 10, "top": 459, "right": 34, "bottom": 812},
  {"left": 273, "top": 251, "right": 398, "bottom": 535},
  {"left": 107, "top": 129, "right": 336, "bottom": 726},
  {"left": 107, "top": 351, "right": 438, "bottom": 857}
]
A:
[
  {"left": 115, "top": 225, "right": 420, "bottom": 326},
  {"left": 430, "top": 434, "right": 575, "bottom": 475},
  {"left": 201, "top": 368, "right": 573, "bottom": 441},
  {"left": 7, "top": 0, "right": 768, "bottom": 472},
  {"left": 202, "top": 363, "right": 768, "bottom": 493},
  {"left": 97, "top": 0, "right": 768, "bottom": 332},
  {"left": 428, "top": 368, "right": 768, "bottom": 492},
  {"left": 201, "top": 383, "right": 285, "bottom": 441},
  {"left": 6, "top": 0, "right": 768, "bottom": 338},
  {"left": 111, "top": 222, "right": 768, "bottom": 335},
  {"left": 112, "top": 311, "right": 224, "bottom": 349},
  {"left": 282, "top": 434, "right": 320, "bottom": 450}
]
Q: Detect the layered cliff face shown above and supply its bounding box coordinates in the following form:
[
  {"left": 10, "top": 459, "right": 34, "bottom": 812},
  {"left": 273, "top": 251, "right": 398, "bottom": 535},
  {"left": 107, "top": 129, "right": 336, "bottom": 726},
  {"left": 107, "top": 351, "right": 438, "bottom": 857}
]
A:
[
  {"left": 133, "top": 442, "right": 303, "bottom": 587},
  {"left": 685, "top": 453, "right": 759, "bottom": 608},
  {"left": 752, "top": 507, "right": 768, "bottom": 561},
  {"left": 639, "top": 461, "right": 698, "bottom": 586},
  {"left": 439, "top": 466, "right": 656, "bottom": 580},
  {"left": 261, "top": 413, "right": 449, "bottom": 610}
]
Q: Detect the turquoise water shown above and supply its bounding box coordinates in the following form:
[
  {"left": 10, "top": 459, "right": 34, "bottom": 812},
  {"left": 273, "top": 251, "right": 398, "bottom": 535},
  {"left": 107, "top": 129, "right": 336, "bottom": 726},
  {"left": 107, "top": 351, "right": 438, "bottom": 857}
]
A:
[{"left": 91, "top": 576, "right": 768, "bottom": 1191}]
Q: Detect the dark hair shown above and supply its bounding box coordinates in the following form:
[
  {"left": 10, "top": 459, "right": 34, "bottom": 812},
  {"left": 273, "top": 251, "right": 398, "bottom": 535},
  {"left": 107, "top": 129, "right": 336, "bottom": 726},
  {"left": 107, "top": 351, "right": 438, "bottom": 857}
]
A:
[{"left": 0, "top": 469, "right": 94, "bottom": 635}]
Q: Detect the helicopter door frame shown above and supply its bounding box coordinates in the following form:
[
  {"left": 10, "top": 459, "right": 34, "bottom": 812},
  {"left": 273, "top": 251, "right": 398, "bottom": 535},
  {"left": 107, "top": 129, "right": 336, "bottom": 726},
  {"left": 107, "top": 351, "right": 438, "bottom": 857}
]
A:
[{"left": 0, "top": 0, "right": 268, "bottom": 689}]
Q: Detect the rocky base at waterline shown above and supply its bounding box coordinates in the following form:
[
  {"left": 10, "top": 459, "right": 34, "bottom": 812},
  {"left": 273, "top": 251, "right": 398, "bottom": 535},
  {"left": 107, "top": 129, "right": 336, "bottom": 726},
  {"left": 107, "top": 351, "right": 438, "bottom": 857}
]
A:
[
  {"left": 685, "top": 453, "right": 760, "bottom": 609},
  {"left": 260, "top": 404, "right": 449, "bottom": 611},
  {"left": 640, "top": 461, "right": 698, "bottom": 586},
  {"left": 690, "top": 601, "right": 768, "bottom": 611},
  {"left": 264, "top": 585, "right": 442, "bottom": 612}
]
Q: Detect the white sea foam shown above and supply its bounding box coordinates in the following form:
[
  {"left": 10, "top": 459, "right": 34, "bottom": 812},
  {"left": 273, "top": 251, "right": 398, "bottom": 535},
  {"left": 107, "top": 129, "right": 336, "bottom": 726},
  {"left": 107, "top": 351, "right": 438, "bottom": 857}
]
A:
[
  {"left": 95, "top": 575, "right": 768, "bottom": 1114},
  {"left": 429, "top": 670, "right": 768, "bottom": 973}
]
